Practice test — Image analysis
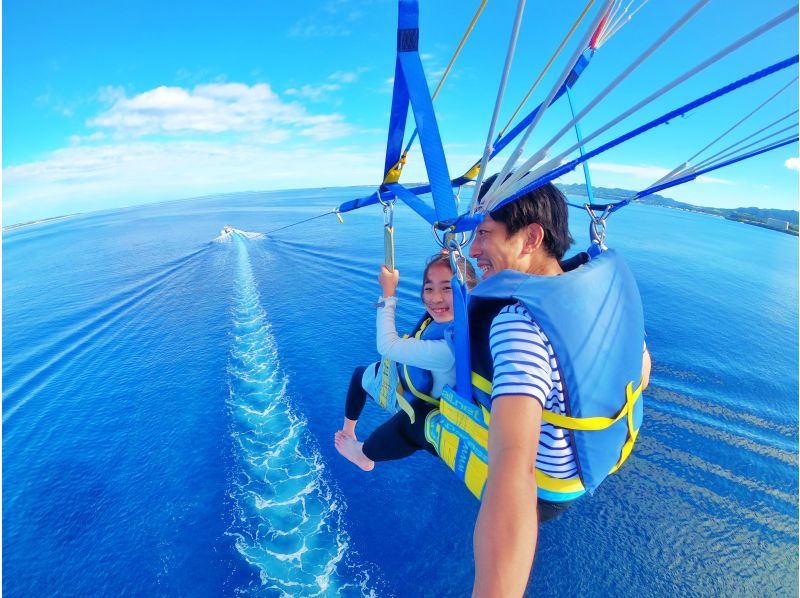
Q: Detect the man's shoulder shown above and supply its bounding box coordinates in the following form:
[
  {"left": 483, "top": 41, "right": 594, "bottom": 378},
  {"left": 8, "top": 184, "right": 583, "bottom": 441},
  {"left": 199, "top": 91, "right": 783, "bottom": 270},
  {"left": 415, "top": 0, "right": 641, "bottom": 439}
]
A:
[{"left": 492, "top": 302, "right": 534, "bottom": 325}]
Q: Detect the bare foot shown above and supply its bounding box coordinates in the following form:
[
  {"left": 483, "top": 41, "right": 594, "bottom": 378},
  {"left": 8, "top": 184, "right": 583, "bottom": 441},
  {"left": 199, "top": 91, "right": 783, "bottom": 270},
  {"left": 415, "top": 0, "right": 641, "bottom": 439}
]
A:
[{"left": 334, "top": 432, "right": 375, "bottom": 471}]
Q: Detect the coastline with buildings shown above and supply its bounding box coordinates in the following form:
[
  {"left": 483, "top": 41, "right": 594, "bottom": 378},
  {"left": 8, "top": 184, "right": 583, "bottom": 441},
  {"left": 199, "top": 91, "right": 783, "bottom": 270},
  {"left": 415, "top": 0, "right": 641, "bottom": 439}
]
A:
[{"left": 557, "top": 183, "right": 799, "bottom": 237}]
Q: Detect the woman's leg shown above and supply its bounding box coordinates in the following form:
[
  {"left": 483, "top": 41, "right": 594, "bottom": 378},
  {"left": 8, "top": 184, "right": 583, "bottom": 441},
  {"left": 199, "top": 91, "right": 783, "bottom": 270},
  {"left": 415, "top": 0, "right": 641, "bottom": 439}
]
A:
[
  {"left": 341, "top": 365, "right": 369, "bottom": 438},
  {"left": 336, "top": 400, "right": 437, "bottom": 470}
]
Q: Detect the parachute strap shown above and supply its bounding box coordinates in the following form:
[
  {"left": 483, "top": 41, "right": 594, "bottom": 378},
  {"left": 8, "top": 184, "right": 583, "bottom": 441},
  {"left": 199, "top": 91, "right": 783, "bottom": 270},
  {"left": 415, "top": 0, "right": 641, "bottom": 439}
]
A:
[{"left": 381, "top": 0, "right": 458, "bottom": 223}]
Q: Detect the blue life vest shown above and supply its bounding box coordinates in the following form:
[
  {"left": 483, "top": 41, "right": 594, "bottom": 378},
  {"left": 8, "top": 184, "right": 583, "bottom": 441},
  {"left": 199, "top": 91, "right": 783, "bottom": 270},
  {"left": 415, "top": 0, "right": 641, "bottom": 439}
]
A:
[
  {"left": 426, "top": 249, "right": 645, "bottom": 501},
  {"left": 399, "top": 315, "right": 450, "bottom": 405}
]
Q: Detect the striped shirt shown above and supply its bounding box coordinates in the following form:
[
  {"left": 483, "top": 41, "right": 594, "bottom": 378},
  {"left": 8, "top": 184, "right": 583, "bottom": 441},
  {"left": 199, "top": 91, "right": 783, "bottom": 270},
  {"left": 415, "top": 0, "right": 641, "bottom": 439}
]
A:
[{"left": 489, "top": 303, "right": 578, "bottom": 480}]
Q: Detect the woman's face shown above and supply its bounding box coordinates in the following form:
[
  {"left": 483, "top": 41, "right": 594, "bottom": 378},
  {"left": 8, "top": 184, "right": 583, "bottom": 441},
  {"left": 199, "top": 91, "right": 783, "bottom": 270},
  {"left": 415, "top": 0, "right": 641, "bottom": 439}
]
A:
[{"left": 423, "top": 263, "right": 454, "bottom": 323}]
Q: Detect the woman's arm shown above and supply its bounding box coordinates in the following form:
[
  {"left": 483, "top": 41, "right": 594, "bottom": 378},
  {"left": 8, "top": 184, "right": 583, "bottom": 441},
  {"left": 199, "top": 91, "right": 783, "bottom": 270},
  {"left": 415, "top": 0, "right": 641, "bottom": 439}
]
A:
[{"left": 375, "top": 265, "right": 454, "bottom": 371}]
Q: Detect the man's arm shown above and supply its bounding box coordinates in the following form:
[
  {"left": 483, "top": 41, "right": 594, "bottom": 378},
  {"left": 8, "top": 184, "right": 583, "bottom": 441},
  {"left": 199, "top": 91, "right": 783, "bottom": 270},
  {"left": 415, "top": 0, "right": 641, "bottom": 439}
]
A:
[{"left": 473, "top": 395, "right": 542, "bottom": 598}]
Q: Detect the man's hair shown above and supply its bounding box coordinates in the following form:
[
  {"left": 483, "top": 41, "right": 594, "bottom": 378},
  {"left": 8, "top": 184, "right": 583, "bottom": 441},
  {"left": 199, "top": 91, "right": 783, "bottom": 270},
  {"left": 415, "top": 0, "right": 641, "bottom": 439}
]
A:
[{"left": 479, "top": 173, "right": 573, "bottom": 260}]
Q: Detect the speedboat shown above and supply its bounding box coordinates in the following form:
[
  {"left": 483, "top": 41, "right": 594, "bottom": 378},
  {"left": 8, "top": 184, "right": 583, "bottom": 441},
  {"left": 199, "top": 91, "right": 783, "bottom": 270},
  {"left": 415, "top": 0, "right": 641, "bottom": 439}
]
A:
[{"left": 221, "top": 225, "right": 234, "bottom": 235}]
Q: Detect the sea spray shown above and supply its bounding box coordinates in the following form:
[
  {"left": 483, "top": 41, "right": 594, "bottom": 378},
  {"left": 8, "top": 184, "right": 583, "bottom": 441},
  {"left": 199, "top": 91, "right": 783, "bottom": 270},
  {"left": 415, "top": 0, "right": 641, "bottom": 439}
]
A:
[{"left": 225, "top": 233, "right": 371, "bottom": 596}]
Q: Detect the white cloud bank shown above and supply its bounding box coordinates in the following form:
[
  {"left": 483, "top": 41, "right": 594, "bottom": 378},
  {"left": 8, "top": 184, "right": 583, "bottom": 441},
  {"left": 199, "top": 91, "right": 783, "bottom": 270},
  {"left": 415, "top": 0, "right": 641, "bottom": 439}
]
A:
[
  {"left": 3, "top": 140, "right": 383, "bottom": 223},
  {"left": 785, "top": 157, "right": 800, "bottom": 171},
  {"left": 3, "top": 80, "right": 378, "bottom": 224},
  {"left": 89, "top": 82, "right": 353, "bottom": 141}
]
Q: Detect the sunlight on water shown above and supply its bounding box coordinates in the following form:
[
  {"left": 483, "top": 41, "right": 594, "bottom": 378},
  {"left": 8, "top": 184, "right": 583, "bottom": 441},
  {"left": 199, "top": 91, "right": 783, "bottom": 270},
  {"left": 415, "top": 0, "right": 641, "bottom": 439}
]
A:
[{"left": 225, "top": 233, "right": 372, "bottom": 597}]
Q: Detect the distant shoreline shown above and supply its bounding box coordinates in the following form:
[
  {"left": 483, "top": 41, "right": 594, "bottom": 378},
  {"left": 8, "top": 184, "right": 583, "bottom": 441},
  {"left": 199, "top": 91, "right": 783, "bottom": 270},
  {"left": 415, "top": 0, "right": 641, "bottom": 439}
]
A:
[
  {"left": 557, "top": 183, "right": 799, "bottom": 237},
  {"left": 4, "top": 213, "right": 82, "bottom": 232},
  {"left": 5, "top": 184, "right": 798, "bottom": 237}
]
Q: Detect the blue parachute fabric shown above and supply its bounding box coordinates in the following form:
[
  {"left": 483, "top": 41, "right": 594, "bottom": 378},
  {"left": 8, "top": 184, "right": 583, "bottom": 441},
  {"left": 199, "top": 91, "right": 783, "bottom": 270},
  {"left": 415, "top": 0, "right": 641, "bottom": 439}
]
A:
[
  {"left": 386, "top": 183, "right": 438, "bottom": 224},
  {"left": 480, "top": 54, "right": 799, "bottom": 219}
]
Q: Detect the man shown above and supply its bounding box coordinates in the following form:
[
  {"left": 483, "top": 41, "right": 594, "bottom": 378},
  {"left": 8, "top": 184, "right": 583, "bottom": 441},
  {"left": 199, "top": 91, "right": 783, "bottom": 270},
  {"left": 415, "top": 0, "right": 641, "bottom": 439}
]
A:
[{"left": 467, "top": 177, "right": 650, "bottom": 596}]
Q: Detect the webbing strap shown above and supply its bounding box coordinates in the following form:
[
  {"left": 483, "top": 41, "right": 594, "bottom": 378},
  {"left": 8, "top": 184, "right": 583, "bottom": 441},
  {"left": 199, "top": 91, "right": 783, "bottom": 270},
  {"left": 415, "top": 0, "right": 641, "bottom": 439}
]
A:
[
  {"left": 385, "top": 183, "right": 438, "bottom": 224},
  {"left": 383, "top": 56, "right": 411, "bottom": 182},
  {"left": 451, "top": 272, "right": 472, "bottom": 397},
  {"left": 397, "top": 49, "right": 458, "bottom": 222}
]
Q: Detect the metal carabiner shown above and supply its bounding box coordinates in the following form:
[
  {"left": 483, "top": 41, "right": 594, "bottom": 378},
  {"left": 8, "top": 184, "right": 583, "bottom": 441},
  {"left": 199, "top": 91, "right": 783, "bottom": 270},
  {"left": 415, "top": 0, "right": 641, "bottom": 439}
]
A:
[
  {"left": 431, "top": 225, "right": 474, "bottom": 251},
  {"left": 446, "top": 238, "right": 467, "bottom": 286},
  {"left": 585, "top": 204, "right": 612, "bottom": 250}
]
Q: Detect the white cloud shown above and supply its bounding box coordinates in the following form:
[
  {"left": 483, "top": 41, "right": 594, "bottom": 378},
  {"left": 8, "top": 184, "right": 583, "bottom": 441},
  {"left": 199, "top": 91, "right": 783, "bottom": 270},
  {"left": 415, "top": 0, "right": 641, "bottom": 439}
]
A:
[
  {"left": 87, "top": 82, "right": 355, "bottom": 141},
  {"left": 285, "top": 83, "right": 342, "bottom": 102},
  {"left": 785, "top": 157, "right": 800, "bottom": 171},
  {"left": 329, "top": 69, "right": 365, "bottom": 84}
]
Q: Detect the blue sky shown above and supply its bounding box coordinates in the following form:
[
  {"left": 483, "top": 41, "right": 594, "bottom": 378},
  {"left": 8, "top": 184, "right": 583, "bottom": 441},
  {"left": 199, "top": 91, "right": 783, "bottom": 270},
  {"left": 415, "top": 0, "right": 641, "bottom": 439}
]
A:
[{"left": 3, "top": 0, "right": 798, "bottom": 225}]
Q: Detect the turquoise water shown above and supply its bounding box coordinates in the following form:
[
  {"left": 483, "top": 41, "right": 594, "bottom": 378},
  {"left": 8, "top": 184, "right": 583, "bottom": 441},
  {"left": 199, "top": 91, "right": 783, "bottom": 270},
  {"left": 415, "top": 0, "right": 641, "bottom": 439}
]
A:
[{"left": 4, "top": 187, "right": 798, "bottom": 596}]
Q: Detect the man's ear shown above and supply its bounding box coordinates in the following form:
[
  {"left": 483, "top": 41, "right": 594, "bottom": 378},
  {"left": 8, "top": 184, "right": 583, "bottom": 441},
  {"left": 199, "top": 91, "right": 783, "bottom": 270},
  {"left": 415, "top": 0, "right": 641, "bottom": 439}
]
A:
[{"left": 523, "top": 223, "right": 545, "bottom": 253}]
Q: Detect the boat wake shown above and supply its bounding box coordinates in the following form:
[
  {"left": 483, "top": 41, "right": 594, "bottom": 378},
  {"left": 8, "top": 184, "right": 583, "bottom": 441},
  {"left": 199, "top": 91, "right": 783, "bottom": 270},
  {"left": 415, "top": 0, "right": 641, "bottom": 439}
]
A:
[
  {"left": 225, "top": 234, "right": 373, "bottom": 596},
  {"left": 215, "top": 227, "right": 264, "bottom": 243}
]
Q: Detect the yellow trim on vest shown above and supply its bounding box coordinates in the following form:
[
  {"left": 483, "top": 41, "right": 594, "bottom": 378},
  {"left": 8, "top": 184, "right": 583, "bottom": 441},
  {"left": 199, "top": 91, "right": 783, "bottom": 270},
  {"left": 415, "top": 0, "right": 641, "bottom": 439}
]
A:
[
  {"left": 474, "top": 370, "right": 641, "bottom": 432},
  {"left": 401, "top": 319, "right": 441, "bottom": 407},
  {"left": 465, "top": 452, "right": 488, "bottom": 499},
  {"left": 472, "top": 371, "right": 492, "bottom": 396},
  {"left": 536, "top": 469, "right": 586, "bottom": 493},
  {"left": 609, "top": 380, "right": 642, "bottom": 474},
  {"left": 440, "top": 397, "right": 488, "bottom": 447},
  {"left": 439, "top": 426, "right": 460, "bottom": 470}
]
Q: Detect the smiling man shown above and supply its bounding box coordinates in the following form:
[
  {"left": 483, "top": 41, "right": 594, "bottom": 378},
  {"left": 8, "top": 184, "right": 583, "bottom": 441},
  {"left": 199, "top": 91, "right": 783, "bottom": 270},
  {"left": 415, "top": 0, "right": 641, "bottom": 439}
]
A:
[{"left": 466, "top": 175, "right": 650, "bottom": 597}]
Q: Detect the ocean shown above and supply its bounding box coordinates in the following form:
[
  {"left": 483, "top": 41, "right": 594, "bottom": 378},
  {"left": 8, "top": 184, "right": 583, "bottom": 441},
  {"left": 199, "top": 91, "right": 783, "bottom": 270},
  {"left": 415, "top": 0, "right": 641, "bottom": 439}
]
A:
[{"left": 3, "top": 187, "right": 798, "bottom": 596}]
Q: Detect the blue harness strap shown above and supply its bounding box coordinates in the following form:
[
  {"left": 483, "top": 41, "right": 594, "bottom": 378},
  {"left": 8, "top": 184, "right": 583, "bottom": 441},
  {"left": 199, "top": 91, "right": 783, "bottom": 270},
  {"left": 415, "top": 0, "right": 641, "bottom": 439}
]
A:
[{"left": 386, "top": 182, "right": 437, "bottom": 224}]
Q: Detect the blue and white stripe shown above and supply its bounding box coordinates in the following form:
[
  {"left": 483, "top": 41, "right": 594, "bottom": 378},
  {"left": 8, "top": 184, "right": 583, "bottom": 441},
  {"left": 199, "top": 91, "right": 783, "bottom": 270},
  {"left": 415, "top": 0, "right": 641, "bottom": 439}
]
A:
[{"left": 490, "top": 303, "right": 577, "bottom": 479}]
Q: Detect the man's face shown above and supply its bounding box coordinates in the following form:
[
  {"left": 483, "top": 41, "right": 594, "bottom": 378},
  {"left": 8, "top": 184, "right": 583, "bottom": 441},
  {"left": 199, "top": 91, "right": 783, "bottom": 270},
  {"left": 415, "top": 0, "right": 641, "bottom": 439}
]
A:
[{"left": 469, "top": 214, "right": 529, "bottom": 279}]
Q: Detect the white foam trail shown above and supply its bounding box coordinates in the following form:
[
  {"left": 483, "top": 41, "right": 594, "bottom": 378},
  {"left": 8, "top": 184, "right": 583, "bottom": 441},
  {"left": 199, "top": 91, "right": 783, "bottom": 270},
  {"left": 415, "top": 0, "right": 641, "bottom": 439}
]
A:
[
  {"left": 224, "top": 234, "right": 372, "bottom": 596},
  {"left": 214, "top": 228, "right": 265, "bottom": 243}
]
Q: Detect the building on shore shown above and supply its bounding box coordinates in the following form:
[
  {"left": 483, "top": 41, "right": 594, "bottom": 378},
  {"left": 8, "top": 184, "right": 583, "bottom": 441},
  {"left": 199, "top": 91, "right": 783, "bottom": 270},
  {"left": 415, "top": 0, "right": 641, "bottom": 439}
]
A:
[{"left": 766, "top": 218, "right": 790, "bottom": 231}]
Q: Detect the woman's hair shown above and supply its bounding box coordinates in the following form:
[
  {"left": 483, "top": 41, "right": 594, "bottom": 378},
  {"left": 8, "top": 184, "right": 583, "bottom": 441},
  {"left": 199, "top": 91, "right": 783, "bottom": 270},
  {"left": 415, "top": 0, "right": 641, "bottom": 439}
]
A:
[{"left": 421, "top": 251, "right": 478, "bottom": 299}]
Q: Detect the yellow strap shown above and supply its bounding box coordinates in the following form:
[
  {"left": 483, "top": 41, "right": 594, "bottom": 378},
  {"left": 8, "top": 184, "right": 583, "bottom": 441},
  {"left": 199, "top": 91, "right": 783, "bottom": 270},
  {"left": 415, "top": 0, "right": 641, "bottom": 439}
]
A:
[
  {"left": 475, "top": 369, "right": 643, "bottom": 432},
  {"left": 536, "top": 469, "right": 586, "bottom": 494},
  {"left": 609, "top": 381, "right": 643, "bottom": 474},
  {"left": 496, "top": 0, "right": 597, "bottom": 140},
  {"left": 401, "top": 318, "right": 440, "bottom": 406},
  {"left": 396, "top": 385, "right": 417, "bottom": 424}
]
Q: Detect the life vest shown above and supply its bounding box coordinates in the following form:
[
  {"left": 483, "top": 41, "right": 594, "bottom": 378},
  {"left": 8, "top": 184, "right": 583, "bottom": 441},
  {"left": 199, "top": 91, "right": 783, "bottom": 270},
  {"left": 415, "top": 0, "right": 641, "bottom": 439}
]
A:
[
  {"left": 426, "top": 249, "right": 645, "bottom": 502},
  {"left": 399, "top": 315, "right": 450, "bottom": 405},
  {"left": 365, "top": 314, "right": 449, "bottom": 422}
]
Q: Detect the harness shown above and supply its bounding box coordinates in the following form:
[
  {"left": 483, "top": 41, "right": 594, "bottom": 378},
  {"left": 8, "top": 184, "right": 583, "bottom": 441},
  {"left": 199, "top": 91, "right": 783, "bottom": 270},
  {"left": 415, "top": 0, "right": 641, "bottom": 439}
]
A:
[
  {"left": 426, "top": 249, "right": 645, "bottom": 502},
  {"left": 367, "top": 315, "right": 449, "bottom": 423}
]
